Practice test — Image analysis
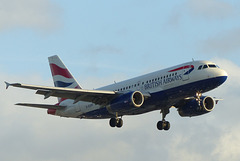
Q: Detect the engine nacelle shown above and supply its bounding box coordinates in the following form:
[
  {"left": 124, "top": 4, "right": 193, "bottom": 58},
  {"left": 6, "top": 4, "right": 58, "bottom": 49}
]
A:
[
  {"left": 178, "top": 96, "right": 215, "bottom": 117},
  {"left": 109, "top": 91, "right": 144, "bottom": 113}
]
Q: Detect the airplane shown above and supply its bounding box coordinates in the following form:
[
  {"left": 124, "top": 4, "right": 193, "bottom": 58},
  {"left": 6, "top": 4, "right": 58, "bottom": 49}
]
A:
[{"left": 5, "top": 55, "right": 228, "bottom": 131}]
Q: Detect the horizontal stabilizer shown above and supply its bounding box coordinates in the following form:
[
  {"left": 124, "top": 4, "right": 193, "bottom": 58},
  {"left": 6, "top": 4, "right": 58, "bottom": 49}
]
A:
[{"left": 16, "top": 103, "right": 66, "bottom": 110}]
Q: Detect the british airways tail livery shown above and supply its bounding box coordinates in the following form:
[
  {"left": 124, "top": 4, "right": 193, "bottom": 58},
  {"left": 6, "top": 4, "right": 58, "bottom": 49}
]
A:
[{"left": 5, "top": 55, "right": 228, "bottom": 131}]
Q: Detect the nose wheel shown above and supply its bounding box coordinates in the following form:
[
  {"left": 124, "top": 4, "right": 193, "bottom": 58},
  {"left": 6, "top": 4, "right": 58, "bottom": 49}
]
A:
[{"left": 157, "top": 108, "right": 170, "bottom": 131}]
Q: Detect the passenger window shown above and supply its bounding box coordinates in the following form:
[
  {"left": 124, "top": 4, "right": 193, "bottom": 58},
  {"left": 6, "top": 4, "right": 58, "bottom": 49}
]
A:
[
  {"left": 198, "top": 65, "right": 202, "bottom": 70},
  {"left": 203, "top": 65, "right": 208, "bottom": 69}
]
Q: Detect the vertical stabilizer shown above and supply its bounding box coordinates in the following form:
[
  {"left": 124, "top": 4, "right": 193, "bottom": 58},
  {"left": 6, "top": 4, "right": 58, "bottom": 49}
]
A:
[{"left": 48, "top": 55, "right": 81, "bottom": 102}]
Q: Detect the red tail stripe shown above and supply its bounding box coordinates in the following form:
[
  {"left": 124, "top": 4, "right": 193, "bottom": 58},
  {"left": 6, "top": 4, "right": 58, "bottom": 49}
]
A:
[{"left": 50, "top": 64, "right": 73, "bottom": 78}]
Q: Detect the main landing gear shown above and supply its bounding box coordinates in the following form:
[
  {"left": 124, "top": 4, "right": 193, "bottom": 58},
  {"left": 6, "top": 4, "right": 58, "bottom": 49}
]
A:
[
  {"left": 157, "top": 108, "right": 170, "bottom": 131},
  {"left": 109, "top": 113, "right": 123, "bottom": 128}
]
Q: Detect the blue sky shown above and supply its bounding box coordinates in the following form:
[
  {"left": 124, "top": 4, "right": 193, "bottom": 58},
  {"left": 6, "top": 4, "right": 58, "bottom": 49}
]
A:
[
  {"left": 1, "top": 0, "right": 240, "bottom": 161},
  {"left": 1, "top": 0, "right": 240, "bottom": 83}
]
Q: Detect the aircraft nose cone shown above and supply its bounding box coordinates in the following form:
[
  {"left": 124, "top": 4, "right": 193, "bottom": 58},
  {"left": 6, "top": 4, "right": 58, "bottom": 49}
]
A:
[{"left": 217, "top": 69, "right": 228, "bottom": 85}]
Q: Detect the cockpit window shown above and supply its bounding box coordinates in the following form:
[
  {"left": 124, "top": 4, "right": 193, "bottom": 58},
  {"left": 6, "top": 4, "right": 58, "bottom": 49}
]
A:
[
  {"left": 208, "top": 64, "right": 217, "bottom": 68},
  {"left": 198, "top": 64, "right": 219, "bottom": 70},
  {"left": 203, "top": 65, "right": 208, "bottom": 69}
]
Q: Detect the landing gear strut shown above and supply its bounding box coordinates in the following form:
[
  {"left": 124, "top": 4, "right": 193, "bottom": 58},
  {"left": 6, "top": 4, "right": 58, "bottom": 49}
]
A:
[
  {"left": 157, "top": 108, "right": 170, "bottom": 131},
  {"left": 109, "top": 113, "right": 123, "bottom": 128},
  {"left": 196, "top": 92, "right": 202, "bottom": 106}
]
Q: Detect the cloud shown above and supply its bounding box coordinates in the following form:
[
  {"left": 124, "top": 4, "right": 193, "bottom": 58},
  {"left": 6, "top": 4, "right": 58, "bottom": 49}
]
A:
[
  {"left": 212, "top": 125, "right": 240, "bottom": 161},
  {"left": 0, "top": 0, "right": 62, "bottom": 32},
  {"left": 186, "top": 0, "right": 235, "bottom": 19},
  {"left": 167, "top": 0, "right": 237, "bottom": 27},
  {"left": 1, "top": 58, "right": 240, "bottom": 161},
  {"left": 199, "top": 28, "right": 240, "bottom": 55}
]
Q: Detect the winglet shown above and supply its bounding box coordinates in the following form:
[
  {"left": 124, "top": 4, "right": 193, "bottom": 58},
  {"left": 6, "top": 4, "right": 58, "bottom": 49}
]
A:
[
  {"left": 4, "top": 82, "right": 22, "bottom": 89},
  {"left": 5, "top": 81, "right": 10, "bottom": 89}
]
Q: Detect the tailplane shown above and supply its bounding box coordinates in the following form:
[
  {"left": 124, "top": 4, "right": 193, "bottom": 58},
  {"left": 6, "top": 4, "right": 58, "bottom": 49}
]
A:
[{"left": 48, "top": 55, "right": 81, "bottom": 102}]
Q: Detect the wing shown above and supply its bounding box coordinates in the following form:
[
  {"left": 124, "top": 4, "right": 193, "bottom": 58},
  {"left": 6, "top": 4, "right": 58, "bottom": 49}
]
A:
[
  {"left": 5, "top": 82, "right": 118, "bottom": 105},
  {"left": 16, "top": 103, "right": 66, "bottom": 109}
]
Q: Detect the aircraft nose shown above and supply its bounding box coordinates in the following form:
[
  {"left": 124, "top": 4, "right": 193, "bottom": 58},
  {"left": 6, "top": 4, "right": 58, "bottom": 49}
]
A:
[{"left": 217, "top": 69, "right": 228, "bottom": 85}]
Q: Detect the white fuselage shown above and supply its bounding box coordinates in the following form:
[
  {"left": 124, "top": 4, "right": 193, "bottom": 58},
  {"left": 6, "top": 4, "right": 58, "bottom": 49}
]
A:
[{"left": 55, "top": 60, "right": 228, "bottom": 119}]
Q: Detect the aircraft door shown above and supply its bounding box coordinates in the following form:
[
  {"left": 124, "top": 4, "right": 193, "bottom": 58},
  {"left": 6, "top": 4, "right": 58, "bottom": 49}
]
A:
[{"left": 182, "top": 65, "right": 190, "bottom": 81}]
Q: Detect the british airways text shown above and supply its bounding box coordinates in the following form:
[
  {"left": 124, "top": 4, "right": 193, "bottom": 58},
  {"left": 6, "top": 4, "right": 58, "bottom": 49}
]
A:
[{"left": 144, "top": 74, "right": 182, "bottom": 90}]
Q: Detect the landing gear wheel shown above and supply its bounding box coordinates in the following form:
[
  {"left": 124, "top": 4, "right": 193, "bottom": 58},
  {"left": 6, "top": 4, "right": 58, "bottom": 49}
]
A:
[
  {"left": 116, "top": 118, "right": 123, "bottom": 128},
  {"left": 109, "top": 117, "right": 123, "bottom": 128},
  {"left": 157, "top": 121, "right": 163, "bottom": 130},
  {"left": 109, "top": 118, "right": 117, "bottom": 127},
  {"left": 164, "top": 121, "right": 170, "bottom": 131},
  {"left": 157, "top": 121, "right": 170, "bottom": 131}
]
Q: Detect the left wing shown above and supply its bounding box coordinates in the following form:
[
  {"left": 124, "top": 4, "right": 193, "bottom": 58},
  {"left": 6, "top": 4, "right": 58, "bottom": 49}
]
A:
[
  {"left": 5, "top": 82, "right": 118, "bottom": 105},
  {"left": 16, "top": 103, "right": 66, "bottom": 109}
]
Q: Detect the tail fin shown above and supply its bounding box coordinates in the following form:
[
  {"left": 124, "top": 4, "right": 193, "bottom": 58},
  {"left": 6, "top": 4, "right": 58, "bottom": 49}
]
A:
[{"left": 48, "top": 55, "right": 81, "bottom": 102}]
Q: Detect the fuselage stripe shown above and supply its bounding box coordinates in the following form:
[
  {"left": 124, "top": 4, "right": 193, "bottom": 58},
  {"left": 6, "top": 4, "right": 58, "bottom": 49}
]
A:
[{"left": 168, "top": 65, "right": 194, "bottom": 72}]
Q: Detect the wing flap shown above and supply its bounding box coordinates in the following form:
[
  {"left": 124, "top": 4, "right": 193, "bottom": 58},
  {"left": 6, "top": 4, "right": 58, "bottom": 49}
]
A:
[{"left": 16, "top": 103, "right": 66, "bottom": 109}]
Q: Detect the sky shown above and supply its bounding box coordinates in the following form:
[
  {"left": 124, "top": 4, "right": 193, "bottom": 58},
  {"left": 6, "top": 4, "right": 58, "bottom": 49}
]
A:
[{"left": 0, "top": 0, "right": 240, "bottom": 160}]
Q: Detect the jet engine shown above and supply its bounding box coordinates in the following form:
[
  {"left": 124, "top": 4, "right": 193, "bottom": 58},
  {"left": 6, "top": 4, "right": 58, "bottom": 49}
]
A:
[
  {"left": 109, "top": 91, "right": 144, "bottom": 113},
  {"left": 178, "top": 96, "right": 215, "bottom": 117}
]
